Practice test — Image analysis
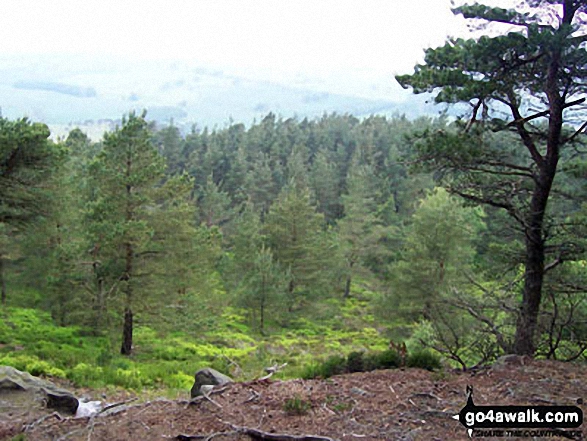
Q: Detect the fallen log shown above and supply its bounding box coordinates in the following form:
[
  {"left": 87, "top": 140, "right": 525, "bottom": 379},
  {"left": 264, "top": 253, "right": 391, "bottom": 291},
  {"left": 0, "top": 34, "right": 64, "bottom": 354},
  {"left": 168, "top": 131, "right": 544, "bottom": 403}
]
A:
[{"left": 176, "top": 423, "right": 338, "bottom": 441}]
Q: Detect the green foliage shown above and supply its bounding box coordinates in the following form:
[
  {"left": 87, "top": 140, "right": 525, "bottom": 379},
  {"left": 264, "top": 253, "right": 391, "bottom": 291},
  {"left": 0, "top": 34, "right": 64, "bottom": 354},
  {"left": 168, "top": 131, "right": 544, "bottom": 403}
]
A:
[
  {"left": 283, "top": 395, "right": 311, "bottom": 415},
  {"left": 265, "top": 183, "right": 332, "bottom": 310},
  {"left": 406, "top": 350, "right": 441, "bottom": 371},
  {"left": 388, "top": 187, "right": 485, "bottom": 320},
  {"left": 86, "top": 111, "right": 199, "bottom": 354},
  {"left": 0, "top": 354, "right": 66, "bottom": 378},
  {"left": 337, "top": 160, "right": 392, "bottom": 297},
  {"left": 5, "top": 102, "right": 587, "bottom": 390},
  {"left": 346, "top": 351, "right": 364, "bottom": 373},
  {"left": 301, "top": 348, "right": 405, "bottom": 379},
  {"left": 198, "top": 174, "right": 233, "bottom": 227},
  {"left": 371, "top": 349, "right": 402, "bottom": 370},
  {"left": 397, "top": 0, "right": 587, "bottom": 356},
  {"left": 0, "top": 117, "right": 61, "bottom": 227}
]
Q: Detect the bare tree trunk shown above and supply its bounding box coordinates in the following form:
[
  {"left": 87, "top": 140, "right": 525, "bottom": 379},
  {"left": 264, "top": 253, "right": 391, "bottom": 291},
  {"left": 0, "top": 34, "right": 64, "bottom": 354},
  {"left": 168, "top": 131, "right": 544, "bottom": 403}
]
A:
[
  {"left": 287, "top": 279, "right": 295, "bottom": 313},
  {"left": 121, "top": 306, "right": 133, "bottom": 355},
  {"left": 121, "top": 158, "right": 135, "bottom": 355},
  {"left": 512, "top": 24, "right": 565, "bottom": 356},
  {"left": 343, "top": 276, "right": 352, "bottom": 299},
  {"left": 0, "top": 254, "right": 6, "bottom": 306},
  {"left": 513, "top": 156, "right": 557, "bottom": 356},
  {"left": 120, "top": 240, "right": 134, "bottom": 355}
]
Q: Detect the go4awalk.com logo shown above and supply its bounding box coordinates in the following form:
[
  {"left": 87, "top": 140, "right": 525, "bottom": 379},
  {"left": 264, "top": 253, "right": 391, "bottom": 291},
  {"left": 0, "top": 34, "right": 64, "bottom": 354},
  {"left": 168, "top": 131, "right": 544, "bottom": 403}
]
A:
[{"left": 454, "top": 386, "right": 584, "bottom": 438}]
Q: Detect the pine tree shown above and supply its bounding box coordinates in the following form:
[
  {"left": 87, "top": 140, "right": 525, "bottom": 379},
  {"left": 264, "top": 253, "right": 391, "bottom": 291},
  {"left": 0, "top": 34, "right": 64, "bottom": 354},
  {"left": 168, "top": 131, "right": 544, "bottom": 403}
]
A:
[
  {"left": 0, "top": 117, "right": 62, "bottom": 305},
  {"left": 199, "top": 174, "right": 233, "bottom": 227},
  {"left": 153, "top": 123, "right": 186, "bottom": 174},
  {"left": 87, "top": 111, "right": 194, "bottom": 355},
  {"left": 396, "top": 0, "right": 587, "bottom": 355},
  {"left": 265, "top": 182, "right": 330, "bottom": 311},
  {"left": 243, "top": 154, "right": 276, "bottom": 219},
  {"left": 337, "top": 161, "right": 388, "bottom": 298},
  {"left": 392, "top": 188, "right": 485, "bottom": 319},
  {"left": 310, "top": 148, "right": 342, "bottom": 224}
]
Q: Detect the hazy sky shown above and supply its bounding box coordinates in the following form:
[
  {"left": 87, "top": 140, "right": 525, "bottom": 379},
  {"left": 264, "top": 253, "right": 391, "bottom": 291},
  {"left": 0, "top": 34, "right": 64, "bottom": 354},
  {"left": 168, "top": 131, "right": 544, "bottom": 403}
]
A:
[{"left": 0, "top": 1, "right": 470, "bottom": 84}]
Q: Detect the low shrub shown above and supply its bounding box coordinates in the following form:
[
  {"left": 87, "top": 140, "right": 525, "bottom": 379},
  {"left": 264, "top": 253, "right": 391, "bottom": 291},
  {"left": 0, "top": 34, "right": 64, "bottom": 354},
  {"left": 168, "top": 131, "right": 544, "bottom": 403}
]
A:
[
  {"left": 299, "top": 363, "right": 322, "bottom": 380},
  {"left": 406, "top": 349, "right": 441, "bottom": 371},
  {"left": 283, "top": 395, "right": 311, "bottom": 415},
  {"left": 319, "top": 355, "right": 346, "bottom": 378},
  {"left": 300, "top": 346, "right": 436, "bottom": 379},
  {"left": 165, "top": 372, "right": 194, "bottom": 389},
  {"left": 374, "top": 349, "right": 402, "bottom": 369},
  {"left": 26, "top": 360, "right": 67, "bottom": 378},
  {"left": 0, "top": 354, "right": 66, "bottom": 378},
  {"left": 346, "top": 351, "right": 364, "bottom": 373}
]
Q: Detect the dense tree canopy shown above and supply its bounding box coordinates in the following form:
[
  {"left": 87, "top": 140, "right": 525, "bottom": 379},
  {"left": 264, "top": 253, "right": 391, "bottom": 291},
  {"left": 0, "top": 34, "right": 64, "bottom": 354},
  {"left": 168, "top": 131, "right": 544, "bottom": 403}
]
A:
[
  {"left": 397, "top": 0, "right": 587, "bottom": 355},
  {"left": 0, "top": 118, "right": 62, "bottom": 305}
]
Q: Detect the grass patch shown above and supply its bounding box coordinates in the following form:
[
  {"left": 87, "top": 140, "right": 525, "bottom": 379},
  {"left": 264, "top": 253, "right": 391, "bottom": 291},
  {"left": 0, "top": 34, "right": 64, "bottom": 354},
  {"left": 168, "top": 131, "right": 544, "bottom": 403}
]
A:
[
  {"left": 0, "top": 286, "right": 439, "bottom": 392},
  {"left": 301, "top": 347, "right": 441, "bottom": 379},
  {"left": 283, "top": 395, "right": 311, "bottom": 415}
]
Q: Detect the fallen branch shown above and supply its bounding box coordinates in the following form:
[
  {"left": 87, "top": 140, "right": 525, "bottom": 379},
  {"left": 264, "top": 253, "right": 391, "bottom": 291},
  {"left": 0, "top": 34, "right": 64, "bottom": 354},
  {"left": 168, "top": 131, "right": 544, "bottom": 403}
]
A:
[
  {"left": 186, "top": 386, "right": 229, "bottom": 409},
  {"left": 228, "top": 423, "right": 338, "bottom": 441},
  {"left": 258, "top": 363, "right": 288, "bottom": 381},
  {"left": 243, "top": 388, "right": 261, "bottom": 403},
  {"left": 24, "top": 411, "right": 63, "bottom": 431},
  {"left": 56, "top": 427, "right": 86, "bottom": 441},
  {"left": 97, "top": 397, "right": 138, "bottom": 416},
  {"left": 201, "top": 391, "right": 223, "bottom": 409},
  {"left": 176, "top": 432, "right": 238, "bottom": 441},
  {"left": 176, "top": 424, "right": 339, "bottom": 441}
]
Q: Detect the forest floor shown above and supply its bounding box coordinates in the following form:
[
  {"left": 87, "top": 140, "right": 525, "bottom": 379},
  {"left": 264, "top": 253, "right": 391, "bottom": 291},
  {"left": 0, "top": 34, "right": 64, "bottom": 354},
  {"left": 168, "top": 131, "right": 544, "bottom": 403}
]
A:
[{"left": 1, "top": 357, "right": 586, "bottom": 441}]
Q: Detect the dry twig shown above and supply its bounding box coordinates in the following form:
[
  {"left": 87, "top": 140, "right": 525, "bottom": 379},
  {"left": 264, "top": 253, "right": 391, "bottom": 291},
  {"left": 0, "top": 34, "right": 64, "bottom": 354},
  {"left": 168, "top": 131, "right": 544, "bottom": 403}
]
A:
[
  {"left": 23, "top": 411, "right": 63, "bottom": 432},
  {"left": 176, "top": 423, "right": 339, "bottom": 441}
]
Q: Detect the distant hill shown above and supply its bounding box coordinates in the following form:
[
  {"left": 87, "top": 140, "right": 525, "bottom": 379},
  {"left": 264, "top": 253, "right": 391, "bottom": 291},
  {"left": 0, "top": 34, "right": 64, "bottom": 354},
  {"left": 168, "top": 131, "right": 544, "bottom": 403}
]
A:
[{"left": 0, "top": 54, "right": 441, "bottom": 139}]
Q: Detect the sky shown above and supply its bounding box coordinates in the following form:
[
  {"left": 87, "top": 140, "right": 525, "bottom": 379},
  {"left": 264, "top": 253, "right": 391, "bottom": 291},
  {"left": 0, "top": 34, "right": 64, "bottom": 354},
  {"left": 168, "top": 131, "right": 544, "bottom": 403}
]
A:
[
  {"left": 0, "top": 0, "right": 528, "bottom": 132},
  {"left": 0, "top": 0, "right": 471, "bottom": 92}
]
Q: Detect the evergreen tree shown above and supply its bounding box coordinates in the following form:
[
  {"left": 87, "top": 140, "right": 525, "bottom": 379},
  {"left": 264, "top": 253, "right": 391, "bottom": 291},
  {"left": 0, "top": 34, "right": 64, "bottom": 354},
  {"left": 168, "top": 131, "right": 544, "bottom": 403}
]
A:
[
  {"left": 199, "top": 174, "right": 233, "bottom": 227},
  {"left": 397, "top": 0, "right": 587, "bottom": 355},
  {"left": 310, "top": 148, "right": 342, "bottom": 223},
  {"left": 391, "top": 188, "right": 485, "bottom": 319},
  {"left": 243, "top": 154, "right": 277, "bottom": 219},
  {"left": 87, "top": 112, "right": 193, "bottom": 355},
  {"left": 265, "top": 182, "right": 330, "bottom": 311},
  {"left": 153, "top": 123, "right": 186, "bottom": 174},
  {"left": 238, "top": 245, "right": 285, "bottom": 333},
  {"left": 337, "top": 161, "right": 389, "bottom": 298},
  {"left": 0, "top": 117, "right": 62, "bottom": 305}
]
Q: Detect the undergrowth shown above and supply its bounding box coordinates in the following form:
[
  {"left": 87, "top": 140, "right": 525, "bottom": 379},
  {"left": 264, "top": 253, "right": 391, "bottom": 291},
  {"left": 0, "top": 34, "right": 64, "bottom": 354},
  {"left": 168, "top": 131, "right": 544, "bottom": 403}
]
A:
[{"left": 0, "top": 284, "right": 440, "bottom": 392}]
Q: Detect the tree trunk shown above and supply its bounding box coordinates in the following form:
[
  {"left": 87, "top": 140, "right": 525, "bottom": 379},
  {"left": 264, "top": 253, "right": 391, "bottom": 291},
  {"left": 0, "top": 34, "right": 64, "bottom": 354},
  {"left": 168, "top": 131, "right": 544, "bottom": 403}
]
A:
[
  {"left": 260, "top": 298, "right": 265, "bottom": 334},
  {"left": 343, "top": 276, "right": 352, "bottom": 299},
  {"left": 120, "top": 307, "right": 133, "bottom": 355},
  {"left": 120, "top": 241, "right": 134, "bottom": 355},
  {"left": 513, "top": 30, "right": 563, "bottom": 355},
  {"left": 343, "top": 261, "right": 354, "bottom": 299},
  {"left": 0, "top": 254, "right": 6, "bottom": 306},
  {"left": 260, "top": 276, "right": 266, "bottom": 334},
  {"left": 513, "top": 167, "right": 555, "bottom": 356},
  {"left": 287, "top": 279, "right": 295, "bottom": 313}
]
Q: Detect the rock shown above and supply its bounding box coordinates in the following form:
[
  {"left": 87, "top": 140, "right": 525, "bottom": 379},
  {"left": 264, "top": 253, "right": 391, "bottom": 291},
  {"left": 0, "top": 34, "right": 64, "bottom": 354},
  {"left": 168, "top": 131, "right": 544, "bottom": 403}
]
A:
[
  {"left": 190, "top": 368, "right": 232, "bottom": 398},
  {"left": 0, "top": 366, "right": 79, "bottom": 415},
  {"left": 350, "top": 387, "right": 369, "bottom": 396},
  {"left": 75, "top": 400, "right": 103, "bottom": 418},
  {"left": 492, "top": 354, "right": 531, "bottom": 371}
]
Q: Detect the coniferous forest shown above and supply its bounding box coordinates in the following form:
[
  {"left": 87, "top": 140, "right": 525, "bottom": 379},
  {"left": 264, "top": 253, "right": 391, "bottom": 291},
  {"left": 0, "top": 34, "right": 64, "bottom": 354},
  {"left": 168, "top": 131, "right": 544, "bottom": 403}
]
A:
[{"left": 1, "top": 0, "right": 586, "bottom": 394}]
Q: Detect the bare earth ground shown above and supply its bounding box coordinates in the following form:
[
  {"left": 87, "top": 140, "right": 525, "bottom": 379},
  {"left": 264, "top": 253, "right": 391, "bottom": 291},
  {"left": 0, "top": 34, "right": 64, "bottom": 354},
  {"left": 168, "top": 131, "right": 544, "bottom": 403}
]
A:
[{"left": 1, "top": 359, "right": 586, "bottom": 441}]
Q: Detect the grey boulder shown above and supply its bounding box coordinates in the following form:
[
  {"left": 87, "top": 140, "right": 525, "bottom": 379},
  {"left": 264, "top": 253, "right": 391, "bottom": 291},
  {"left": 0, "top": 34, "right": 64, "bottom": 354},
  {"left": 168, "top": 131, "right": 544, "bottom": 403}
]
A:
[
  {"left": 0, "top": 365, "right": 79, "bottom": 415},
  {"left": 190, "top": 367, "right": 232, "bottom": 398}
]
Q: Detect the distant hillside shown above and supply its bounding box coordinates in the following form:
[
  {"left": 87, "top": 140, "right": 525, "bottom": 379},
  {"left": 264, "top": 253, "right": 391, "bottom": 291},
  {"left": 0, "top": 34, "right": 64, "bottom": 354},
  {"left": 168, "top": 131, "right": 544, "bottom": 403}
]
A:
[{"left": 0, "top": 54, "right": 439, "bottom": 138}]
